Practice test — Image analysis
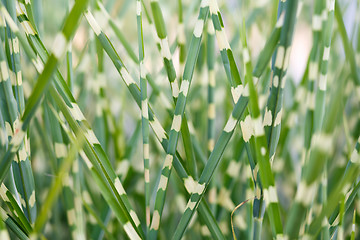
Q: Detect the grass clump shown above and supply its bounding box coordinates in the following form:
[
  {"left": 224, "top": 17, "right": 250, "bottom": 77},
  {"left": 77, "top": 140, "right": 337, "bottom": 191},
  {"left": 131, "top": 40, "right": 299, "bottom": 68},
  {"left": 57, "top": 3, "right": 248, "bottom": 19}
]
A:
[{"left": 0, "top": 0, "right": 360, "bottom": 239}]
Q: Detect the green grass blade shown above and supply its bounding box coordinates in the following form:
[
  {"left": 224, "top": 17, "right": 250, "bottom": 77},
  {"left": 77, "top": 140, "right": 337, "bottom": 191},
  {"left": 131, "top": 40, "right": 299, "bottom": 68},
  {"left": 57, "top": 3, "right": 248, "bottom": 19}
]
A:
[
  {"left": 0, "top": 207, "right": 28, "bottom": 240},
  {"left": 264, "top": 0, "right": 298, "bottom": 162},
  {"left": 149, "top": 1, "right": 209, "bottom": 238}
]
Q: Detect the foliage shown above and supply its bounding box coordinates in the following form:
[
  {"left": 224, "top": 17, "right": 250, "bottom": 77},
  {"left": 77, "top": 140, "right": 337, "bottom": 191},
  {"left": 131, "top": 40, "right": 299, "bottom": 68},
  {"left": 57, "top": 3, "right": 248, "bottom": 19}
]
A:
[{"left": 0, "top": 0, "right": 359, "bottom": 239}]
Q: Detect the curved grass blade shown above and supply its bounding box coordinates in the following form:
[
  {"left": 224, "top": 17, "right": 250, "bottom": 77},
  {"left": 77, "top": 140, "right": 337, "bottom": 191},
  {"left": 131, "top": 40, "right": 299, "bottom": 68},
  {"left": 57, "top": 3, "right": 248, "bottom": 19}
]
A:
[
  {"left": 149, "top": 0, "right": 179, "bottom": 99},
  {"left": 252, "top": 26, "right": 281, "bottom": 78},
  {"left": 209, "top": 0, "right": 242, "bottom": 100}
]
